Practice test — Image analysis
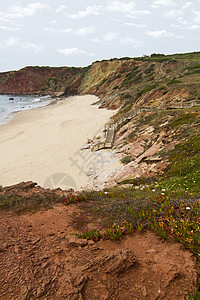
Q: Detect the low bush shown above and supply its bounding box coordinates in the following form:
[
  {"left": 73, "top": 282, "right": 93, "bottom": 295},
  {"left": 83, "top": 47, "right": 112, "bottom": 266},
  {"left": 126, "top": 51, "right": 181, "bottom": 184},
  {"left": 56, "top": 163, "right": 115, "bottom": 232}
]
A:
[{"left": 121, "top": 156, "right": 133, "bottom": 164}]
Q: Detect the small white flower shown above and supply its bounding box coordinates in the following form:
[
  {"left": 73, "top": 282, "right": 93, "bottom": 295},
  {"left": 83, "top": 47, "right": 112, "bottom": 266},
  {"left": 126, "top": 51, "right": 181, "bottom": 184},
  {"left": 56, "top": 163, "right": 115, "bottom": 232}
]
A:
[
  {"left": 146, "top": 185, "right": 149, "bottom": 187},
  {"left": 152, "top": 189, "right": 156, "bottom": 192},
  {"left": 135, "top": 186, "right": 139, "bottom": 189},
  {"left": 186, "top": 207, "right": 190, "bottom": 210},
  {"left": 104, "top": 192, "right": 108, "bottom": 194},
  {"left": 162, "top": 188, "right": 166, "bottom": 192},
  {"left": 161, "top": 193, "right": 165, "bottom": 195}
]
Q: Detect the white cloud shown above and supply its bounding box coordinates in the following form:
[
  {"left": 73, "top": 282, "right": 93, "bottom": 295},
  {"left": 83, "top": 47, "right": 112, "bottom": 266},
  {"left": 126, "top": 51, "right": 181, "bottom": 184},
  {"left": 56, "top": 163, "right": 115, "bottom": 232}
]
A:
[
  {"left": 45, "top": 27, "right": 72, "bottom": 34},
  {"left": 104, "top": 32, "right": 119, "bottom": 42},
  {"left": 0, "top": 16, "right": 15, "bottom": 23},
  {"left": 120, "top": 37, "right": 143, "bottom": 47},
  {"left": 0, "top": 11, "right": 23, "bottom": 20},
  {"left": 0, "top": 36, "right": 20, "bottom": 48},
  {"left": 0, "top": 36, "right": 45, "bottom": 53},
  {"left": 45, "top": 26, "right": 96, "bottom": 36},
  {"left": 75, "top": 27, "right": 96, "bottom": 36},
  {"left": 0, "top": 2, "right": 49, "bottom": 20},
  {"left": 0, "top": 25, "right": 20, "bottom": 31},
  {"left": 193, "top": 10, "right": 200, "bottom": 24},
  {"left": 146, "top": 29, "right": 185, "bottom": 39},
  {"left": 188, "top": 24, "right": 200, "bottom": 30},
  {"left": 106, "top": 1, "right": 135, "bottom": 14},
  {"left": 124, "top": 22, "right": 146, "bottom": 28},
  {"left": 92, "top": 31, "right": 119, "bottom": 43},
  {"left": 50, "top": 20, "right": 57, "bottom": 25},
  {"left": 66, "top": 5, "right": 102, "bottom": 19},
  {"left": 106, "top": 1, "right": 150, "bottom": 17},
  {"left": 92, "top": 32, "right": 142, "bottom": 47},
  {"left": 126, "top": 10, "right": 150, "bottom": 17},
  {"left": 171, "top": 23, "right": 200, "bottom": 30},
  {"left": 57, "top": 48, "right": 86, "bottom": 56},
  {"left": 146, "top": 29, "right": 175, "bottom": 38},
  {"left": 56, "top": 5, "right": 67, "bottom": 13},
  {"left": 9, "top": 2, "right": 49, "bottom": 17},
  {"left": 21, "top": 42, "right": 45, "bottom": 53},
  {"left": 151, "top": 0, "right": 176, "bottom": 8},
  {"left": 165, "top": 2, "right": 193, "bottom": 18}
]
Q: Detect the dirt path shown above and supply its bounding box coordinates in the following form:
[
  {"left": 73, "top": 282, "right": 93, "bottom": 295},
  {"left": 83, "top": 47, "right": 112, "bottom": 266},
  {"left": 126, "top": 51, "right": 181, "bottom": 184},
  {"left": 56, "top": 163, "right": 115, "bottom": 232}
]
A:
[{"left": 0, "top": 203, "right": 198, "bottom": 299}]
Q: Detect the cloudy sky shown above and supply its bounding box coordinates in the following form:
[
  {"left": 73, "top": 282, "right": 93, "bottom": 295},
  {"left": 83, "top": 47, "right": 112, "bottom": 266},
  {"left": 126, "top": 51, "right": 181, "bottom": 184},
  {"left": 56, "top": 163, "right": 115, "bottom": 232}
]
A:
[{"left": 0, "top": 0, "right": 200, "bottom": 72}]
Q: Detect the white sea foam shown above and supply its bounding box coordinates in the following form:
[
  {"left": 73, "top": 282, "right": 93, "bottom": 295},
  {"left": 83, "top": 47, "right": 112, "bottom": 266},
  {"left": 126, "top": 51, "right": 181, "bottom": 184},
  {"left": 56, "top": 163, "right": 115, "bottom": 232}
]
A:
[{"left": 0, "top": 95, "right": 52, "bottom": 125}]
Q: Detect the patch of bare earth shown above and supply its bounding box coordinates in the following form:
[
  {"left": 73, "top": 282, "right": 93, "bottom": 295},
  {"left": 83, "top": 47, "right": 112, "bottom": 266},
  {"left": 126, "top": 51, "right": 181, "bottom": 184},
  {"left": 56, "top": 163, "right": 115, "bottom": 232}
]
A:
[{"left": 0, "top": 203, "right": 198, "bottom": 300}]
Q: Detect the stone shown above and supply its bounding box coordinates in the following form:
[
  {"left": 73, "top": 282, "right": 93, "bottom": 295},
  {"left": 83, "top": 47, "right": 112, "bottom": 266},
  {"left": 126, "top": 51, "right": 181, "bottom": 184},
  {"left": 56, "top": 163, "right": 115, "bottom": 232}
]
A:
[
  {"left": 68, "top": 235, "right": 88, "bottom": 247},
  {"left": 88, "top": 240, "right": 95, "bottom": 246},
  {"left": 141, "top": 286, "right": 148, "bottom": 297}
]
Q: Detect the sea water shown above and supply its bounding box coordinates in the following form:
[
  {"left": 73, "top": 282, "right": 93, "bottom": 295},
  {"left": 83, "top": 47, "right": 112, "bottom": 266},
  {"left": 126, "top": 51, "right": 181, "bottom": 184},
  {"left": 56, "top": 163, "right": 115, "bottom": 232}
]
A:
[{"left": 0, "top": 94, "right": 52, "bottom": 125}]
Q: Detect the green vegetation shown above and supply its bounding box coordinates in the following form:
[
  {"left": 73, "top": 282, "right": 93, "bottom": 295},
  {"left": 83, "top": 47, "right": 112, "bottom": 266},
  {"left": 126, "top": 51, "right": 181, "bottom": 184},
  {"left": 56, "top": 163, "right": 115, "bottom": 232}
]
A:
[
  {"left": 170, "top": 113, "right": 198, "bottom": 127},
  {"left": 160, "top": 133, "right": 200, "bottom": 196},
  {"left": 121, "top": 92, "right": 132, "bottom": 99},
  {"left": 97, "top": 77, "right": 108, "bottom": 88},
  {"left": 186, "top": 291, "right": 200, "bottom": 300},
  {"left": 120, "top": 155, "right": 134, "bottom": 164},
  {"left": 138, "top": 84, "right": 157, "bottom": 96},
  {"left": 167, "top": 79, "right": 182, "bottom": 85},
  {"left": 144, "top": 63, "right": 155, "bottom": 74},
  {"left": 133, "top": 73, "right": 143, "bottom": 84},
  {"left": 121, "top": 66, "right": 140, "bottom": 87},
  {"left": 64, "top": 188, "right": 200, "bottom": 258},
  {"left": 0, "top": 190, "right": 66, "bottom": 212}
]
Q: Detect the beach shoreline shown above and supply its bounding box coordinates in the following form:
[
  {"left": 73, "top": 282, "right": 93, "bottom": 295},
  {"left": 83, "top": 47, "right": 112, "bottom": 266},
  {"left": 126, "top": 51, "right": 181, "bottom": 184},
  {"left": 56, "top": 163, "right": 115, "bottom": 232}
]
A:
[
  {"left": 0, "top": 94, "right": 53, "bottom": 125},
  {"left": 0, "top": 95, "right": 118, "bottom": 190}
]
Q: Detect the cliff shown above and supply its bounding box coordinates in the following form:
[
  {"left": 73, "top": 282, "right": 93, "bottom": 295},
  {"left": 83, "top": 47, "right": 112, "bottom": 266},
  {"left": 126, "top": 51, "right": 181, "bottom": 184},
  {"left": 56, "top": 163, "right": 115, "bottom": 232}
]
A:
[
  {"left": 0, "top": 52, "right": 199, "bottom": 111},
  {"left": 0, "top": 66, "right": 83, "bottom": 96}
]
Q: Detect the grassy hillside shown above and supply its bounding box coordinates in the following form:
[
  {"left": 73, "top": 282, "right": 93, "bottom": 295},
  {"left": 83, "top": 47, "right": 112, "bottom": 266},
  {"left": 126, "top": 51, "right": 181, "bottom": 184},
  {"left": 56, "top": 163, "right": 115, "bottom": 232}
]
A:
[{"left": 78, "top": 52, "right": 200, "bottom": 110}]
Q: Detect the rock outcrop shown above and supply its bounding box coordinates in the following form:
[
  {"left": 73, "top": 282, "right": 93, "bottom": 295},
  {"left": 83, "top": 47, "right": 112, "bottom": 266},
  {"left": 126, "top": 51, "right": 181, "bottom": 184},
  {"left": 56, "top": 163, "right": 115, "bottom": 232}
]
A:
[
  {"left": 0, "top": 181, "right": 73, "bottom": 212},
  {"left": 0, "top": 66, "right": 82, "bottom": 96}
]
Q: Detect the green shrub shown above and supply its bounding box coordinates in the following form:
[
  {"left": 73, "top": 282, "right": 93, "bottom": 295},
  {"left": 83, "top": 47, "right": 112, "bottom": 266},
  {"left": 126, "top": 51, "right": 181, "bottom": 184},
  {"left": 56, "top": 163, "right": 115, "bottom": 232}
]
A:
[
  {"left": 167, "top": 79, "right": 182, "bottom": 85},
  {"left": 170, "top": 113, "right": 197, "bottom": 128},
  {"left": 121, "top": 156, "right": 133, "bottom": 164},
  {"left": 133, "top": 73, "right": 142, "bottom": 84},
  {"left": 122, "top": 93, "right": 132, "bottom": 99},
  {"left": 138, "top": 85, "right": 156, "bottom": 96},
  {"left": 186, "top": 291, "right": 200, "bottom": 300}
]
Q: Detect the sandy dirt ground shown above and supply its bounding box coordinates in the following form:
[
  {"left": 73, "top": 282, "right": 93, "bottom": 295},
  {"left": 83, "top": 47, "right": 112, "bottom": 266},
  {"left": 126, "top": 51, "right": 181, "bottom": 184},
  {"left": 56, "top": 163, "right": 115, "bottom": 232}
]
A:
[
  {"left": 0, "top": 95, "right": 116, "bottom": 190},
  {"left": 0, "top": 203, "right": 198, "bottom": 299}
]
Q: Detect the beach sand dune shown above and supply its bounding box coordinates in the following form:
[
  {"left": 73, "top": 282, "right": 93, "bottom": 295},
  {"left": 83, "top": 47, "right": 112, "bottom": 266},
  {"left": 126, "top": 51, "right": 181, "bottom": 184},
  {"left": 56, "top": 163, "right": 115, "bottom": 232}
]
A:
[{"left": 0, "top": 95, "right": 116, "bottom": 190}]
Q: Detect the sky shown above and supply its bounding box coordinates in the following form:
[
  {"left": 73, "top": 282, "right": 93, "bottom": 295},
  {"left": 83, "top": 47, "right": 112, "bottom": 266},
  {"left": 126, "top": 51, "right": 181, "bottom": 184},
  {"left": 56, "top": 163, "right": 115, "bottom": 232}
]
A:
[{"left": 0, "top": 0, "right": 200, "bottom": 72}]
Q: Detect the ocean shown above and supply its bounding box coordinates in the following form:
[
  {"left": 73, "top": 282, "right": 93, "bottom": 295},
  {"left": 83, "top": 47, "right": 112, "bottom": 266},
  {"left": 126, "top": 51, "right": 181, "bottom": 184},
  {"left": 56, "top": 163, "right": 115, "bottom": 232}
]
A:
[{"left": 0, "top": 94, "right": 52, "bottom": 125}]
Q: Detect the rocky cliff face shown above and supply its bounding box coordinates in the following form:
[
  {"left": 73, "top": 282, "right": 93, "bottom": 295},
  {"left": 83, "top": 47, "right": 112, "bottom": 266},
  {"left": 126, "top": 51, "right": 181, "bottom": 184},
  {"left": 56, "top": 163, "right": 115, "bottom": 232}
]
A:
[
  {"left": 79, "top": 54, "right": 200, "bottom": 110},
  {"left": 0, "top": 66, "right": 82, "bottom": 96},
  {"left": 0, "top": 53, "right": 199, "bottom": 110}
]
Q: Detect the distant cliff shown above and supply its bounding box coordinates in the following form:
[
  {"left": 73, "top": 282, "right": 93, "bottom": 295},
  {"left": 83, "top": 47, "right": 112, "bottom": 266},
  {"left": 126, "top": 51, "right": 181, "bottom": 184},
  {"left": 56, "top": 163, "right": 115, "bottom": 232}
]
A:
[
  {"left": 0, "top": 66, "right": 83, "bottom": 96},
  {"left": 0, "top": 52, "right": 200, "bottom": 111}
]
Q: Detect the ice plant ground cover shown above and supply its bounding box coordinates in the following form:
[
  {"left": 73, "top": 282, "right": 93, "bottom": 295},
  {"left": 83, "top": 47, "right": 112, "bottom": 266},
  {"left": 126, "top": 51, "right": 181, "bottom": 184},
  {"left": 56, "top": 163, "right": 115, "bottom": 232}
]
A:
[
  {"left": 65, "top": 188, "right": 200, "bottom": 299},
  {"left": 66, "top": 190, "right": 200, "bottom": 256}
]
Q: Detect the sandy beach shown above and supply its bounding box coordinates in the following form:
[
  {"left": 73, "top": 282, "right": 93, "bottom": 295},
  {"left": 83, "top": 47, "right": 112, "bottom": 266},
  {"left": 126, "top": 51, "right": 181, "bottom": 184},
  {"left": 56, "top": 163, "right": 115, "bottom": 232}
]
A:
[{"left": 0, "top": 95, "right": 117, "bottom": 190}]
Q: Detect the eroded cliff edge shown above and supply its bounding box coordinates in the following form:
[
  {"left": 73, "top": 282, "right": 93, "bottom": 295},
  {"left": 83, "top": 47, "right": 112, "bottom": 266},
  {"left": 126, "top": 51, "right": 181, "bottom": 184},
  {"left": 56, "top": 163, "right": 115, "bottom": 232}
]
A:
[{"left": 0, "top": 52, "right": 200, "bottom": 112}]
